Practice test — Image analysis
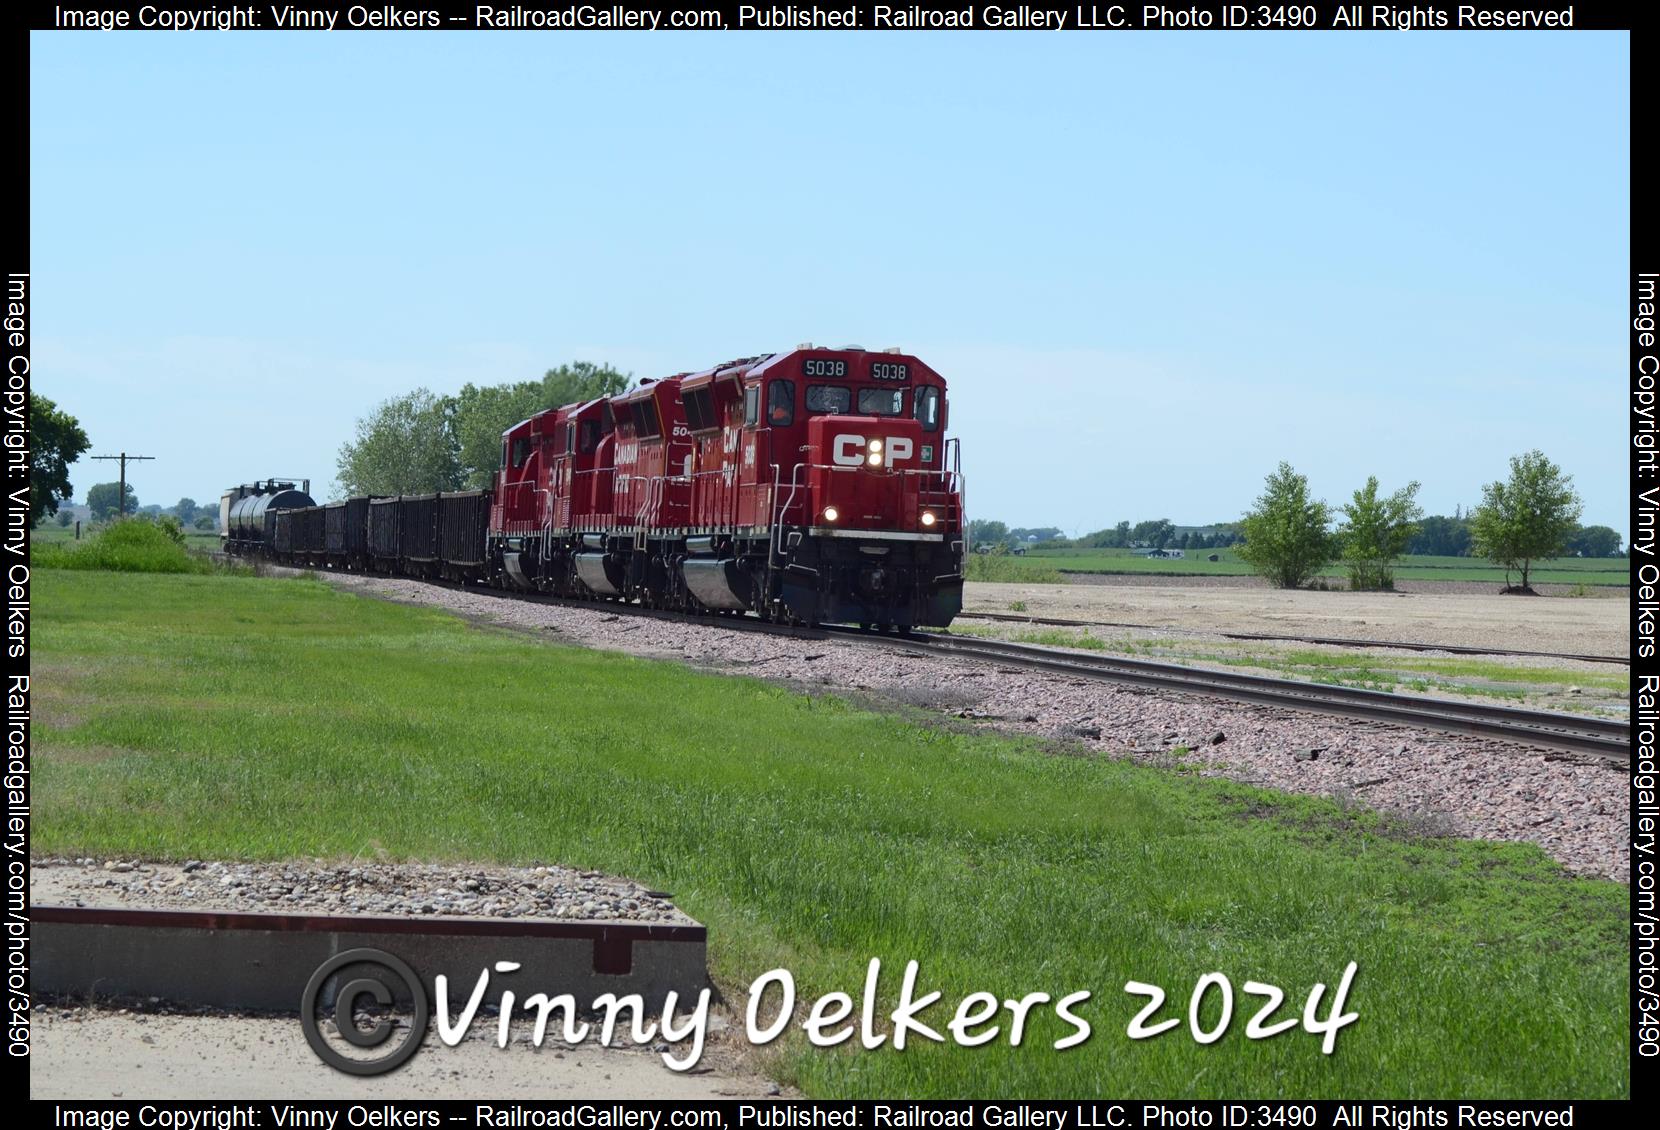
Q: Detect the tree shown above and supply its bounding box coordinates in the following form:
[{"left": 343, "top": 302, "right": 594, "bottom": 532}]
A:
[
  {"left": 1469, "top": 450, "right": 1583, "bottom": 592},
  {"left": 335, "top": 388, "right": 463, "bottom": 497},
  {"left": 173, "top": 498, "right": 199, "bottom": 525},
  {"left": 968, "top": 519, "right": 1009, "bottom": 548},
  {"left": 55, "top": 510, "right": 74, "bottom": 527},
  {"left": 1336, "top": 477, "right": 1422, "bottom": 591},
  {"left": 1407, "top": 515, "right": 1472, "bottom": 557},
  {"left": 29, "top": 393, "right": 91, "bottom": 526},
  {"left": 1132, "top": 518, "right": 1175, "bottom": 549},
  {"left": 193, "top": 514, "right": 216, "bottom": 531},
  {"left": 1237, "top": 463, "right": 1334, "bottom": 589},
  {"left": 1569, "top": 524, "right": 1622, "bottom": 558},
  {"left": 86, "top": 481, "right": 138, "bottom": 521},
  {"left": 451, "top": 362, "right": 630, "bottom": 489}
]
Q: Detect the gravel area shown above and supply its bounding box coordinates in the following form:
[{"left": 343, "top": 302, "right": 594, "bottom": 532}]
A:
[
  {"left": 967, "top": 579, "right": 1630, "bottom": 656},
  {"left": 313, "top": 573, "right": 1629, "bottom": 882},
  {"left": 30, "top": 857, "right": 693, "bottom": 923}
]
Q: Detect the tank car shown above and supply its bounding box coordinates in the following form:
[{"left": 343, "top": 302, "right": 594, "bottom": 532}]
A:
[{"left": 220, "top": 479, "right": 314, "bottom": 554}]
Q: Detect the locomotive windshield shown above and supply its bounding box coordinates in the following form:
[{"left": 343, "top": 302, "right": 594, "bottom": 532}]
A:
[
  {"left": 806, "top": 385, "right": 851, "bottom": 414},
  {"left": 857, "top": 388, "right": 904, "bottom": 416}
]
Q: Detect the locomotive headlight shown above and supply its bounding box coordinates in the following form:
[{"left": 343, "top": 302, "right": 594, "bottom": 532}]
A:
[
  {"left": 921, "top": 511, "right": 937, "bottom": 527},
  {"left": 869, "top": 439, "right": 883, "bottom": 453},
  {"left": 868, "top": 453, "right": 883, "bottom": 467},
  {"left": 822, "top": 506, "right": 839, "bottom": 523}
]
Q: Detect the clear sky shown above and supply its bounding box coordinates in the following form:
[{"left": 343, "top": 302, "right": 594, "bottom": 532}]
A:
[{"left": 31, "top": 30, "right": 1630, "bottom": 535}]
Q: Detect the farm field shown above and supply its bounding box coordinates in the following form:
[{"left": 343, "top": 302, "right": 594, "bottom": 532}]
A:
[
  {"left": 972, "top": 546, "right": 1630, "bottom": 588},
  {"left": 30, "top": 568, "right": 1629, "bottom": 1098}
]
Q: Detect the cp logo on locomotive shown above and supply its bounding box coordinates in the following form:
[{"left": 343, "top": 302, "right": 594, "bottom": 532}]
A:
[{"left": 832, "top": 434, "right": 914, "bottom": 466}]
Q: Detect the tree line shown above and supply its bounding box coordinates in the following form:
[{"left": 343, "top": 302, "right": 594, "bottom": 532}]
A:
[{"left": 334, "top": 362, "right": 630, "bottom": 496}]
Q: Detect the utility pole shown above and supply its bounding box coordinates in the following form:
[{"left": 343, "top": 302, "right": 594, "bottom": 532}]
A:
[{"left": 91, "top": 453, "right": 155, "bottom": 519}]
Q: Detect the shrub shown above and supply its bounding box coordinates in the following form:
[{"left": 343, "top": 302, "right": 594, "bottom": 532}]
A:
[{"left": 32, "top": 516, "right": 219, "bottom": 575}]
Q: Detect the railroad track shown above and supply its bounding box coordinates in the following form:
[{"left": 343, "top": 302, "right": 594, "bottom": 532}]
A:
[
  {"left": 956, "top": 610, "right": 1630, "bottom": 666},
  {"left": 312, "top": 570, "right": 1631, "bottom": 764},
  {"left": 836, "top": 628, "right": 1630, "bottom": 763}
]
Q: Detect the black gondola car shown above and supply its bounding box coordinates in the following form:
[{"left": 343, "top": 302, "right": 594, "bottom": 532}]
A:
[
  {"left": 438, "top": 491, "right": 490, "bottom": 579},
  {"left": 273, "top": 508, "right": 300, "bottom": 557},
  {"left": 299, "top": 506, "right": 327, "bottom": 564},
  {"left": 368, "top": 496, "right": 401, "bottom": 569},
  {"left": 341, "top": 497, "right": 372, "bottom": 564},
  {"left": 324, "top": 502, "right": 348, "bottom": 559},
  {"left": 399, "top": 494, "right": 440, "bottom": 571}
]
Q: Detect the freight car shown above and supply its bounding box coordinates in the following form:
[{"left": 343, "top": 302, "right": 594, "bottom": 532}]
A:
[
  {"left": 227, "top": 345, "right": 965, "bottom": 630},
  {"left": 220, "top": 479, "right": 314, "bottom": 555}
]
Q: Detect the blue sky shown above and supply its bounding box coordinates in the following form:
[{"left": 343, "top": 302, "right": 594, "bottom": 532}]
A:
[{"left": 31, "top": 31, "right": 1629, "bottom": 534}]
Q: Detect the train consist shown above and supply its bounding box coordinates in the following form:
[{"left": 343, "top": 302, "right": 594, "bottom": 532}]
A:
[{"left": 222, "top": 346, "right": 966, "bottom": 629}]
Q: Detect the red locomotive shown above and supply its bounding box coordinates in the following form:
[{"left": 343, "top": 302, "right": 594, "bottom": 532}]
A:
[{"left": 227, "top": 344, "right": 966, "bottom": 630}]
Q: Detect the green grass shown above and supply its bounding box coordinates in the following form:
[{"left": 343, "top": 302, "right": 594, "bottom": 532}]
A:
[
  {"left": 33, "top": 523, "right": 222, "bottom": 553},
  {"left": 965, "top": 553, "right": 1063, "bottom": 583},
  {"left": 995, "top": 547, "right": 1630, "bottom": 587},
  {"left": 30, "top": 519, "right": 227, "bottom": 575},
  {"left": 32, "top": 570, "right": 1629, "bottom": 1098}
]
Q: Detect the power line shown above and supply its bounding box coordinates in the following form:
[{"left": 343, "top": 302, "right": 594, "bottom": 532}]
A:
[{"left": 90, "top": 453, "right": 156, "bottom": 518}]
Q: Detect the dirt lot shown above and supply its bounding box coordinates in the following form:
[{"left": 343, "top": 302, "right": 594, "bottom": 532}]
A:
[{"left": 965, "top": 577, "right": 1630, "bottom": 657}]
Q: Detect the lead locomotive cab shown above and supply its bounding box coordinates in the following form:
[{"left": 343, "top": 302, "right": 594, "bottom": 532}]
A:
[{"left": 755, "top": 346, "right": 965, "bottom": 629}]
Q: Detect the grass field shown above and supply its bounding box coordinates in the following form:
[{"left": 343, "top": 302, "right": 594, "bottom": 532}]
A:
[
  {"left": 32, "top": 569, "right": 1629, "bottom": 1098},
  {"left": 985, "top": 547, "right": 1631, "bottom": 588}
]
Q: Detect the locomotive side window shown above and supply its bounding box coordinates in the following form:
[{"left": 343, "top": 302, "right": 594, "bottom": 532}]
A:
[
  {"left": 579, "top": 420, "right": 601, "bottom": 453},
  {"left": 767, "top": 380, "right": 795, "bottom": 427},
  {"left": 806, "top": 385, "right": 851, "bottom": 414},
  {"left": 857, "top": 388, "right": 904, "bottom": 416},
  {"left": 913, "top": 386, "right": 940, "bottom": 431},
  {"left": 565, "top": 424, "right": 576, "bottom": 454},
  {"left": 511, "top": 438, "right": 530, "bottom": 468},
  {"left": 743, "top": 384, "right": 760, "bottom": 427}
]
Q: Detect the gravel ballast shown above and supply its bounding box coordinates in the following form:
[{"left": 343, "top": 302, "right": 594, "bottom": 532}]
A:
[
  {"left": 30, "top": 857, "right": 694, "bottom": 923},
  {"left": 313, "top": 574, "right": 1628, "bottom": 881}
]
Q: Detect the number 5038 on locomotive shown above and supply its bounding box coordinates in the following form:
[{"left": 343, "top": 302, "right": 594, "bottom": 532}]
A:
[{"left": 227, "top": 344, "right": 967, "bottom": 631}]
